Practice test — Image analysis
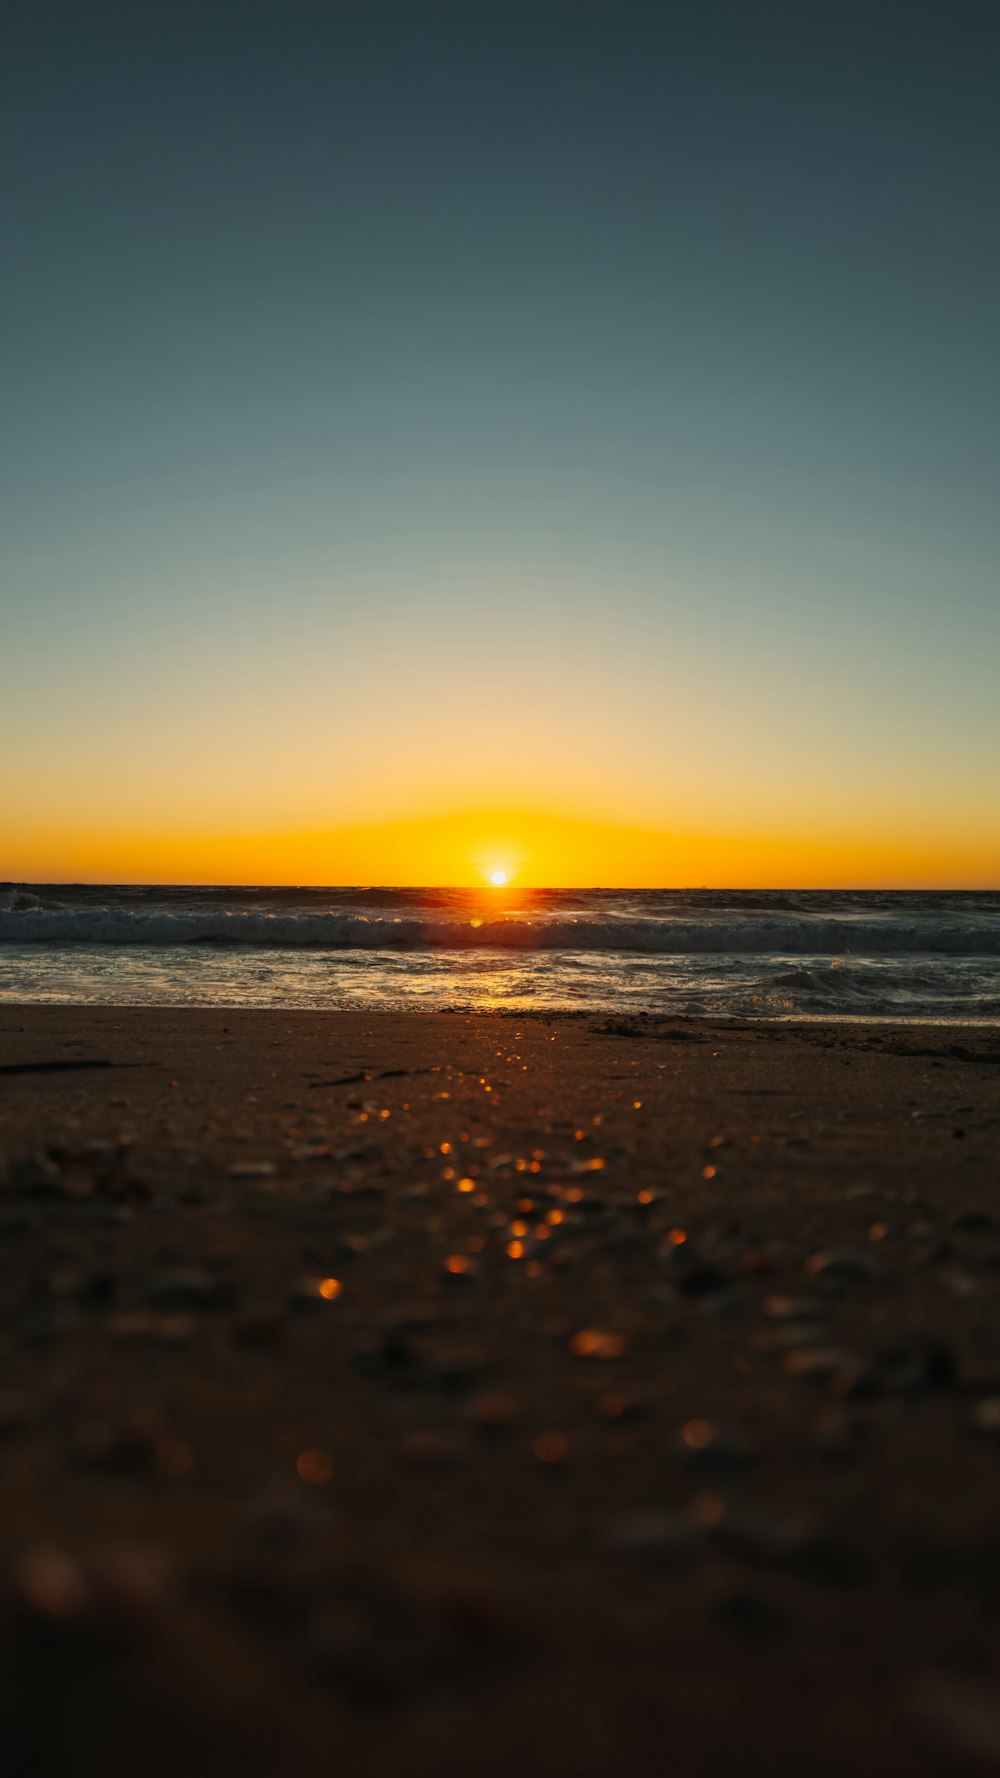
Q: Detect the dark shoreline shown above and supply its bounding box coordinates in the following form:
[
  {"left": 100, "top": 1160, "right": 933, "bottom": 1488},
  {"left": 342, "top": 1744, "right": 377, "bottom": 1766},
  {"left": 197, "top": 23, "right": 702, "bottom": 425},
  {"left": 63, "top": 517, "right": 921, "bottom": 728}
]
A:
[{"left": 1, "top": 1005, "right": 1000, "bottom": 1775}]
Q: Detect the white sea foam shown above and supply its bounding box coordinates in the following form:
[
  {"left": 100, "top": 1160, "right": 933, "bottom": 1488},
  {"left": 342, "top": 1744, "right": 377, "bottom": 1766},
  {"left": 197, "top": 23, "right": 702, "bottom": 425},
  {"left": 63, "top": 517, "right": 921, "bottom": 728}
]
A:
[{"left": 3, "top": 888, "right": 998, "bottom": 1018}]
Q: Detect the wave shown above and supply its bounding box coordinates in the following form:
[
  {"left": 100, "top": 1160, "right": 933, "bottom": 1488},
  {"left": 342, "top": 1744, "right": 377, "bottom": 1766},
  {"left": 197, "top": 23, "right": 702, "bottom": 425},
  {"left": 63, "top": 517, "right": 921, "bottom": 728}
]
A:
[
  {"left": 0, "top": 890, "right": 68, "bottom": 913},
  {"left": 2, "top": 906, "right": 1000, "bottom": 956},
  {"left": 5, "top": 885, "right": 1000, "bottom": 916},
  {"left": 750, "top": 960, "right": 1000, "bottom": 1019}
]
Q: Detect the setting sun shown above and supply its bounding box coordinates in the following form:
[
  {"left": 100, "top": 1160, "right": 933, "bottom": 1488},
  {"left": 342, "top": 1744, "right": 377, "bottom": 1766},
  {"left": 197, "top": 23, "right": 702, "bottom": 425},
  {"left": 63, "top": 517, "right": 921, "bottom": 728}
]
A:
[{"left": 489, "top": 869, "right": 509, "bottom": 887}]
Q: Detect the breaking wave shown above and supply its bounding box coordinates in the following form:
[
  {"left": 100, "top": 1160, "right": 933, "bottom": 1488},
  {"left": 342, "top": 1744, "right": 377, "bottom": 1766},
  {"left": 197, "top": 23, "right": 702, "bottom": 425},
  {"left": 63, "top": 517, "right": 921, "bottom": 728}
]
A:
[{"left": 2, "top": 903, "right": 999, "bottom": 956}]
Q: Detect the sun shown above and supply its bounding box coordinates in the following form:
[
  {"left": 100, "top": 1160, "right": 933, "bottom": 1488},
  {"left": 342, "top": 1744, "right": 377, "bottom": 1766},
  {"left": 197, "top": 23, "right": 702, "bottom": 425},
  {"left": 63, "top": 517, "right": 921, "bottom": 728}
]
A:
[{"left": 489, "top": 869, "right": 509, "bottom": 887}]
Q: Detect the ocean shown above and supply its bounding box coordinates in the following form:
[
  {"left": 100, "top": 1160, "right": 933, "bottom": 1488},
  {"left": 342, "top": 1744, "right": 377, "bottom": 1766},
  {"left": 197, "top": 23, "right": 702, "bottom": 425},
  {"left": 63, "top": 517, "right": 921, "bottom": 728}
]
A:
[{"left": 2, "top": 884, "right": 999, "bottom": 1021}]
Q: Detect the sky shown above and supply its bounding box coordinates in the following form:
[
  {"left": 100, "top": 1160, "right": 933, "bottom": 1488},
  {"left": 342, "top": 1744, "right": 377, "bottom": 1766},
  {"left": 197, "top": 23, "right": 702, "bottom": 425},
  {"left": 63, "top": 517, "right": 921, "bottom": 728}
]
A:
[{"left": 2, "top": 0, "right": 998, "bottom": 886}]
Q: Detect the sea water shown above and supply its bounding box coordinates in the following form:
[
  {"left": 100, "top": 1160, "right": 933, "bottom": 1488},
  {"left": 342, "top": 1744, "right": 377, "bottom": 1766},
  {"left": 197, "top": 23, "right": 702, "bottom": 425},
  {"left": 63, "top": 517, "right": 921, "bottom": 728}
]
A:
[{"left": 1, "top": 885, "right": 999, "bottom": 1021}]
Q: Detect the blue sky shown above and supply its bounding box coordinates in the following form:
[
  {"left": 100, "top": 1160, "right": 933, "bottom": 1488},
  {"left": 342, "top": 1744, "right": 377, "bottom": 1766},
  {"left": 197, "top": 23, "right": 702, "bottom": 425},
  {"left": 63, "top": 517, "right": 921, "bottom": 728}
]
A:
[{"left": 3, "top": 0, "right": 998, "bottom": 881}]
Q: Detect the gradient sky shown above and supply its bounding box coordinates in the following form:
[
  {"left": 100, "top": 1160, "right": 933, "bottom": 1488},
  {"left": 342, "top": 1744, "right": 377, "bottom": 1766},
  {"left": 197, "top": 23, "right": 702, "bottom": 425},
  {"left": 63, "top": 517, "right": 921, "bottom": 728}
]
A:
[{"left": 3, "top": 0, "right": 999, "bottom": 885}]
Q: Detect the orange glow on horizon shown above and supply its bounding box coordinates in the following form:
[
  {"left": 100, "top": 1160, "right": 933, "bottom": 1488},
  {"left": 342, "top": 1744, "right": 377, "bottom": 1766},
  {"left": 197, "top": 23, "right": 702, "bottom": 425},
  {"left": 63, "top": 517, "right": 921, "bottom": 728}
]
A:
[{"left": 2, "top": 805, "right": 998, "bottom": 889}]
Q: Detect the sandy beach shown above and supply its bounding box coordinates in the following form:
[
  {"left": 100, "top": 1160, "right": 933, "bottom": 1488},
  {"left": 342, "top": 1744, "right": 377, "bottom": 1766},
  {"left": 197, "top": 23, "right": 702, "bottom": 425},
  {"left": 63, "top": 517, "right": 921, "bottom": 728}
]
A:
[{"left": 2, "top": 1004, "right": 1000, "bottom": 1775}]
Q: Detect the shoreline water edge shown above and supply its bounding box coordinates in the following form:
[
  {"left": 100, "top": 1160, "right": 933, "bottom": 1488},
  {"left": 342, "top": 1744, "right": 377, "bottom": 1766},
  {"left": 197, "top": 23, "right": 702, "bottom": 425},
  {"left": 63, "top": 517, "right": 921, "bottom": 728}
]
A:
[{"left": 2, "top": 885, "right": 1000, "bottom": 1021}]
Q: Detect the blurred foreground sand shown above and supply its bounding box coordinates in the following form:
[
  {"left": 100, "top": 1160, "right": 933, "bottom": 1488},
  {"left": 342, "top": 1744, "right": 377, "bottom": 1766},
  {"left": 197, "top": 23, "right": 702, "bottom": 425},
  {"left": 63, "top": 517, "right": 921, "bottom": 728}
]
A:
[{"left": 1, "top": 1006, "right": 999, "bottom": 1775}]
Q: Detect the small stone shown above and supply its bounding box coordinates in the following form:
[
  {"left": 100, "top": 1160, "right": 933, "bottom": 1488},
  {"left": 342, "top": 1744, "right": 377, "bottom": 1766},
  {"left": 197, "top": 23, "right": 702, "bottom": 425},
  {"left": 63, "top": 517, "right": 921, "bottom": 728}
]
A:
[
  {"left": 679, "top": 1418, "right": 754, "bottom": 1473},
  {"left": 569, "top": 1328, "right": 629, "bottom": 1360},
  {"left": 50, "top": 1267, "right": 115, "bottom": 1305},
  {"left": 915, "top": 1238, "right": 955, "bottom": 1268},
  {"left": 596, "top": 1390, "right": 646, "bottom": 1422},
  {"left": 58, "top": 1172, "right": 96, "bottom": 1201},
  {"left": 804, "top": 1250, "right": 876, "bottom": 1284},
  {"left": 659, "top": 1241, "right": 730, "bottom": 1297},
  {"left": 99, "top": 1205, "right": 133, "bottom": 1226},
  {"left": 874, "top": 1344, "right": 956, "bottom": 1394},
  {"left": 15, "top": 1539, "right": 173, "bottom": 1623},
  {"left": 634, "top": 1190, "right": 669, "bottom": 1210},
  {"left": 288, "top": 1275, "right": 343, "bottom": 1312},
  {"left": 351, "top": 1226, "right": 394, "bottom": 1256},
  {"left": 349, "top": 1331, "right": 416, "bottom": 1377},
  {"left": 827, "top": 1357, "right": 879, "bottom": 1398},
  {"left": 228, "top": 1160, "right": 277, "bottom": 1178},
  {"left": 762, "top": 1295, "right": 823, "bottom": 1320},
  {"left": 740, "top": 1251, "right": 773, "bottom": 1276},
  {"left": 782, "top": 1347, "right": 860, "bottom": 1384},
  {"left": 442, "top": 1254, "right": 479, "bottom": 1281},
  {"left": 296, "top": 1447, "right": 336, "bottom": 1485},
  {"left": 952, "top": 1210, "right": 1000, "bottom": 1234},
  {"left": 7, "top": 1154, "right": 62, "bottom": 1195},
  {"left": 14, "top": 1544, "right": 90, "bottom": 1618},
  {"left": 533, "top": 1430, "right": 571, "bottom": 1466}
]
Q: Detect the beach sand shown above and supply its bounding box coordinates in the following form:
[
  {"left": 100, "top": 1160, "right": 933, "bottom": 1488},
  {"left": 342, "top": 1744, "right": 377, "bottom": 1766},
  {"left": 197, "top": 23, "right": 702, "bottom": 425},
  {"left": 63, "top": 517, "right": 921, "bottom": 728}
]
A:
[{"left": 1, "top": 1005, "right": 1000, "bottom": 1775}]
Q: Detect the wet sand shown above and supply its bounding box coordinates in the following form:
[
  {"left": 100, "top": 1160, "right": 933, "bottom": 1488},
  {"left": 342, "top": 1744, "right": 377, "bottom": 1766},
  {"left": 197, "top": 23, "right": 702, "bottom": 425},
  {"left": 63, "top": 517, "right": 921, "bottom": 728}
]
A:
[{"left": 1, "top": 1005, "right": 1000, "bottom": 1776}]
